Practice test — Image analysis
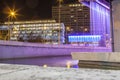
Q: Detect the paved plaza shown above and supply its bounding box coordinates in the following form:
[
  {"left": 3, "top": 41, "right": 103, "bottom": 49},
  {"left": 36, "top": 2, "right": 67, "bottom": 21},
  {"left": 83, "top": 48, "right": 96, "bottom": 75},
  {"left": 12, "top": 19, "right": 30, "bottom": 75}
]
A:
[{"left": 0, "top": 64, "right": 119, "bottom": 80}]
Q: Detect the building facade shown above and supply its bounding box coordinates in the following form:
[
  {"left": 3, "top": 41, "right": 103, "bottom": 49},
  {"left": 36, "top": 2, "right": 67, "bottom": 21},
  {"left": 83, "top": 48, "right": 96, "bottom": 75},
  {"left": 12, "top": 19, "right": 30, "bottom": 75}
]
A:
[
  {"left": 52, "top": 1, "right": 111, "bottom": 47},
  {"left": 52, "top": 2, "right": 90, "bottom": 43},
  {"left": 0, "top": 26, "right": 9, "bottom": 40},
  {"left": 4, "top": 20, "right": 65, "bottom": 44}
]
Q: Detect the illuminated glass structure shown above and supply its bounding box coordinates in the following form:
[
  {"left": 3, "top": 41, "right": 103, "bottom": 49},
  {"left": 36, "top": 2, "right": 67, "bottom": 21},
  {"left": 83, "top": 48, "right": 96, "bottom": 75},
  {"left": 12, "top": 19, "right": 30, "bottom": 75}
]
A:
[
  {"left": 89, "top": 0, "right": 110, "bottom": 36},
  {"left": 4, "top": 20, "right": 65, "bottom": 44}
]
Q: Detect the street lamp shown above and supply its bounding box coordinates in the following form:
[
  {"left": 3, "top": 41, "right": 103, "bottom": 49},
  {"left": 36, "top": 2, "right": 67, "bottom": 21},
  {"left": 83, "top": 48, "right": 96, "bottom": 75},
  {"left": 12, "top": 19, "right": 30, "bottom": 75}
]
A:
[
  {"left": 8, "top": 10, "right": 17, "bottom": 40},
  {"left": 10, "top": 12, "right": 15, "bottom": 17},
  {"left": 9, "top": 10, "right": 17, "bottom": 20},
  {"left": 4, "top": 6, "right": 19, "bottom": 40}
]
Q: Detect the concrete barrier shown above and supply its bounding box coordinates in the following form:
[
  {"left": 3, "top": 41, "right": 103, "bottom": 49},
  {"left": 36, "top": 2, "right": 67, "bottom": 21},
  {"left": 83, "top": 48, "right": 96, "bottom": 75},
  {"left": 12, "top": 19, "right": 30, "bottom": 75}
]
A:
[
  {"left": 0, "top": 40, "right": 111, "bottom": 59},
  {"left": 71, "top": 52, "right": 120, "bottom": 62}
]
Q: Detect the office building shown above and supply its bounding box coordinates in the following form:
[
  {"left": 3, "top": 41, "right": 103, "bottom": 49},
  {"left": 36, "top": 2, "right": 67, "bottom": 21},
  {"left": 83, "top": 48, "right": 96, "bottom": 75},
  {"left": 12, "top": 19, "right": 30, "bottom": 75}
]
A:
[
  {"left": 52, "top": 2, "right": 90, "bottom": 43},
  {"left": 52, "top": 3, "right": 90, "bottom": 33}
]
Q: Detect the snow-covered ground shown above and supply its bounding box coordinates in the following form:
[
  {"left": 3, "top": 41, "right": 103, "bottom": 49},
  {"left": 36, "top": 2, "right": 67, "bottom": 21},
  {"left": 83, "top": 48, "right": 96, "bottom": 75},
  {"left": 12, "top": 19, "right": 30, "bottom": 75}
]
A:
[{"left": 0, "top": 64, "right": 119, "bottom": 80}]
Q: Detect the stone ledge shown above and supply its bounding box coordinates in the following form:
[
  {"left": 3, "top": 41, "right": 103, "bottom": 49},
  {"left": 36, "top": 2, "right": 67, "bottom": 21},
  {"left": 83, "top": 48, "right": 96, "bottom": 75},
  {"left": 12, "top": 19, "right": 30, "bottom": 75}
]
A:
[{"left": 71, "top": 52, "right": 120, "bottom": 62}]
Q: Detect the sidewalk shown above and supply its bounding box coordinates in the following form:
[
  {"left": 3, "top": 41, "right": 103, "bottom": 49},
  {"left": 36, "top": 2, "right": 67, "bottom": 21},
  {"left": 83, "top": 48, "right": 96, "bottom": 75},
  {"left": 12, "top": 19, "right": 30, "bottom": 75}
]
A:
[{"left": 0, "top": 64, "right": 119, "bottom": 80}]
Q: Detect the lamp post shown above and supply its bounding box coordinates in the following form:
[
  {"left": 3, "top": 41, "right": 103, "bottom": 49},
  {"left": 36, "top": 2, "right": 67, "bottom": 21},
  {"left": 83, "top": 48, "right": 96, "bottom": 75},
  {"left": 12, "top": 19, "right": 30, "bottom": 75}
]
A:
[
  {"left": 109, "top": 0, "right": 114, "bottom": 52},
  {"left": 8, "top": 10, "right": 16, "bottom": 40},
  {"left": 57, "top": 0, "right": 63, "bottom": 44}
]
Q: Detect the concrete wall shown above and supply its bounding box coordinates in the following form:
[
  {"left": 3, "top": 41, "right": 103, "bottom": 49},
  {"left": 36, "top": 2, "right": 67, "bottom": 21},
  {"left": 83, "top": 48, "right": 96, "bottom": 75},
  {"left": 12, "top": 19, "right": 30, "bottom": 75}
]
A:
[
  {"left": 0, "top": 40, "right": 111, "bottom": 59},
  {"left": 71, "top": 52, "right": 120, "bottom": 62},
  {"left": 113, "top": 1, "right": 120, "bottom": 52}
]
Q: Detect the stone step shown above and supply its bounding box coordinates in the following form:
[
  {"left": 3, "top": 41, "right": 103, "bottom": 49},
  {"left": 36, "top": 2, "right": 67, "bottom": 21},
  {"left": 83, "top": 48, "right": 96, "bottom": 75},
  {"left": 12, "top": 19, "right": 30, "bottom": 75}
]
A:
[{"left": 78, "top": 60, "right": 120, "bottom": 70}]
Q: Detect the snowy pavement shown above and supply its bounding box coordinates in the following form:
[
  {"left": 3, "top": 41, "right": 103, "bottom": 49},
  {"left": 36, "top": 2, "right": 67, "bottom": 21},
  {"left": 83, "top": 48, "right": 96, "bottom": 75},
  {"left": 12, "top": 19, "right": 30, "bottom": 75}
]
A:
[{"left": 0, "top": 64, "right": 120, "bottom": 80}]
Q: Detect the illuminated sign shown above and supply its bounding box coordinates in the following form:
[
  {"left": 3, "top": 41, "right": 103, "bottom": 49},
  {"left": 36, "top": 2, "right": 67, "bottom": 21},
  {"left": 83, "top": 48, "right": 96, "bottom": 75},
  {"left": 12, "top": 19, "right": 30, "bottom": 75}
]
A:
[{"left": 68, "top": 35, "right": 101, "bottom": 42}]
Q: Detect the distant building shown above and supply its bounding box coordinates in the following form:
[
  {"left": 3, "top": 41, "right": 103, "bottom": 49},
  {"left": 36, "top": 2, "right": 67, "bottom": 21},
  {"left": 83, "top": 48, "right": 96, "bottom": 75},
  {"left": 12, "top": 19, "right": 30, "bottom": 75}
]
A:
[
  {"left": 52, "top": 2, "right": 90, "bottom": 43},
  {"left": 4, "top": 20, "right": 65, "bottom": 44},
  {"left": 0, "top": 26, "right": 9, "bottom": 40}
]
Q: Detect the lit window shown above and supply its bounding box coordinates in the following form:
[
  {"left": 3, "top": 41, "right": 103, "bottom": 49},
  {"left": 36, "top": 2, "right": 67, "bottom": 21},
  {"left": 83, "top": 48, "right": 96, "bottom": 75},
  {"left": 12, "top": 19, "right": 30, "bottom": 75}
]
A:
[
  {"left": 71, "top": 9, "right": 74, "bottom": 11},
  {"left": 71, "top": 16, "right": 74, "bottom": 18},
  {"left": 44, "top": 26, "right": 47, "bottom": 30},
  {"left": 85, "top": 14, "right": 88, "bottom": 17},
  {"left": 78, "top": 9, "right": 82, "bottom": 11},
  {"left": 84, "top": 28, "right": 88, "bottom": 31},
  {"left": 69, "top": 4, "right": 72, "bottom": 7},
  {"left": 75, "top": 4, "right": 78, "bottom": 6},
  {"left": 81, "top": 4, "right": 84, "bottom": 6},
  {"left": 80, "top": 27, "right": 83, "bottom": 29},
  {"left": 74, "top": 20, "right": 77, "bottom": 22}
]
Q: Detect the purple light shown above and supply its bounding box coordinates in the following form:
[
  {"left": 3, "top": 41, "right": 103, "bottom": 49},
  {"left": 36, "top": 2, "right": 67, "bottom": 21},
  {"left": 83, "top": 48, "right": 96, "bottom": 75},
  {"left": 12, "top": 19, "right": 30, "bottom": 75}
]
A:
[
  {"left": 80, "top": 0, "right": 109, "bottom": 9},
  {"left": 90, "top": 0, "right": 111, "bottom": 47},
  {"left": 90, "top": 1, "right": 110, "bottom": 35},
  {"left": 96, "top": 0, "right": 110, "bottom": 9},
  {"left": 79, "top": 0, "right": 111, "bottom": 47}
]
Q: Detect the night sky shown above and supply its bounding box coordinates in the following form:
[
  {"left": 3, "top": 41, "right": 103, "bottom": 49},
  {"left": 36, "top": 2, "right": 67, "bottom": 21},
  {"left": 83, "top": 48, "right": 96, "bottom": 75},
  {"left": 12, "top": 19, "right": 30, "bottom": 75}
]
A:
[
  {"left": 0, "top": 0, "right": 77, "bottom": 22},
  {"left": 0, "top": 0, "right": 112, "bottom": 23}
]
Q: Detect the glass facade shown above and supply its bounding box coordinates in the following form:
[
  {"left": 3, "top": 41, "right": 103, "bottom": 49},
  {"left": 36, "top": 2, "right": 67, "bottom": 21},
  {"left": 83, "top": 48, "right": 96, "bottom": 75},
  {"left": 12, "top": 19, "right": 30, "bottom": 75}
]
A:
[
  {"left": 4, "top": 20, "right": 65, "bottom": 44},
  {"left": 52, "top": 3, "right": 90, "bottom": 33}
]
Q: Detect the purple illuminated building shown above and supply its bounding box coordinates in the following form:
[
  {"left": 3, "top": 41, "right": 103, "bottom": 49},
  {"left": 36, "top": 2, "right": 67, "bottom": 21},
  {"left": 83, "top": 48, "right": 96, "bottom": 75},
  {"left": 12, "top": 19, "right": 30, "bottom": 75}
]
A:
[
  {"left": 91, "top": 0, "right": 110, "bottom": 47},
  {"left": 90, "top": 0, "right": 111, "bottom": 47},
  {"left": 90, "top": 0, "right": 110, "bottom": 36}
]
